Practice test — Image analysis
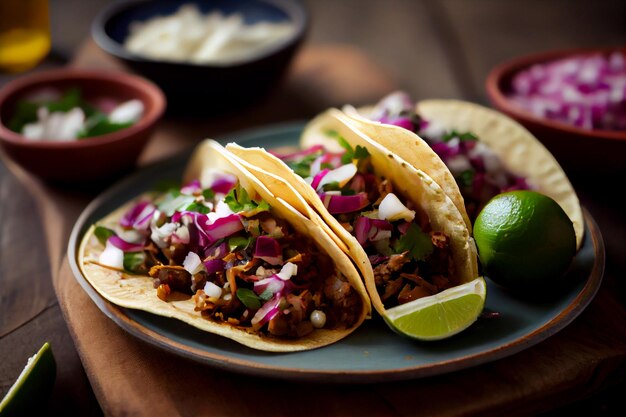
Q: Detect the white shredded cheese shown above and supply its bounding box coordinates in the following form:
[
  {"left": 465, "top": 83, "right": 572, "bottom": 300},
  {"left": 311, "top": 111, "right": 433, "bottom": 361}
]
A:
[{"left": 123, "top": 5, "right": 296, "bottom": 64}]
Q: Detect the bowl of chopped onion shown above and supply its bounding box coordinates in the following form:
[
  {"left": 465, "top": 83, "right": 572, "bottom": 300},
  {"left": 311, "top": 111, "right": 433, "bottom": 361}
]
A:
[
  {"left": 0, "top": 68, "right": 165, "bottom": 183},
  {"left": 91, "top": 0, "right": 308, "bottom": 111},
  {"left": 486, "top": 46, "right": 626, "bottom": 175}
]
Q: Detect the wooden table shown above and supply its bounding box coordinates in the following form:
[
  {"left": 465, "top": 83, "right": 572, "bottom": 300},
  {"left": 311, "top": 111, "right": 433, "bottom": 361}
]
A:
[{"left": 2, "top": 1, "right": 626, "bottom": 416}]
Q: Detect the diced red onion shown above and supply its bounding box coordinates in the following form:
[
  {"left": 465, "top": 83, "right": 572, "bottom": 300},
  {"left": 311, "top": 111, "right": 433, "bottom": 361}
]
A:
[
  {"left": 211, "top": 175, "right": 237, "bottom": 195},
  {"left": 251, "top": 293, "right": 283, "bottom": 327},
  {"left": 378, "top": 116, "right": 415, "bottom": 131},
  {"left": 354, "top": 216, "right": 392, "bottom": 245},
  {"left": 319, "top": 192, "right": 369, "bottom": 214},
  {"left": 254, "top": 235, "right": 282, "bottom": 265},
  {"left": 203, "top": 258, "right": 225, "bottom": 275},
  {"left": 120, "top": 200, "right": 155, "bottom": 230},
  {"left": 397, "top": 221, "right": 411, "bottom": 235},
  {"left": 369, "top": 91, "right": 415, "bottom": 120},
  {"left": 310, "top": 168, "right": 329, "bottom": 190},
  {"left": 202, "top": 214, "right": 244, "bottom": 241},
  {"left": 509, "top": 51, "right": 626, "bottom": 131},
  {"left": 253, "top": 276, "right": 285, "bottom": 296},
  {"left": 180, "top": 179, "right": 202, "bottom": 195},
  {"left": 108, "top": 235, "right": 144, "bottom": 252}
]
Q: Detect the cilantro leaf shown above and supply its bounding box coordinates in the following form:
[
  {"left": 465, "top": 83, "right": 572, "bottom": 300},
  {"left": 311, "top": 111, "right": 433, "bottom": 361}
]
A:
[
  {"left": 123, "top": 251, "right": 147, "bottom": 274},
  {"left": 94, "top": 226, "right": 116, "bottom": 246},
  {"left": 224, "top": 184, "right": 270, "bottom": 215},
  {"left": 236, "top": 288, "right": 262, "bottom": 309},
  {"left": 393, "top": 223, "right": 434, "bottom": 261},
  {"left": 184, "top": 201, "right": 210, "bottom": 214},
  {"left": 353, "top": 145, "right": 371, "bottom": 160},
  {"left": 442, "top": 130, "right": 478, "bottom": 142},
  {"left": 228, "top": 236, "right": 253, "bottom": 251},
  {"left": 285, "top": 151, "right": 321, "bottom": 178}
]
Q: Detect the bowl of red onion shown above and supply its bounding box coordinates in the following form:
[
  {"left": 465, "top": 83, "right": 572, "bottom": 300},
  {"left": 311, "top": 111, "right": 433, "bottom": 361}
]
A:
[
  {"left": 0, "top": 68, "right": 166, "bottom": 183},
  {"left": 486, "top": 46, "right": 626, "bottom": 175}
]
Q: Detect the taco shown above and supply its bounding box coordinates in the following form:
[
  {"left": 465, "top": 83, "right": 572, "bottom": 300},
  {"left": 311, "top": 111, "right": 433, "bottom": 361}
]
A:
[
  {"left": 340, "top": 92, "right": 584, "bottom": 249},
  {"left": 78, "top": 140, "right": 370, "bottom": 352},
  {"left": 226, "top": 114, "right": 480, "bottom": 338}
]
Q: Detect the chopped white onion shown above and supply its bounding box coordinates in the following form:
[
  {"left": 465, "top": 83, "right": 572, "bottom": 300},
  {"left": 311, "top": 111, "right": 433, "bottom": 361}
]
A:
[
  {"left": 108, "top": 99, "right": 144, "bottom": 124},
  {"left": 316, "top": 163, "right": 357, "bottom": 191},
  {"left": 378, "top": 193, "right": 415, "bottom": 222},
  {"left": 276, "top": 262, "right": 298, "bottom": 281},
  {"left": 99, "top": 240, "right": 124, "bottom": 270},
  {"left": 203, "top": 281, "right": 222, "bottom": 298},
  {"left": 183, "top": 251, "right": 205, "bottom": 275}
]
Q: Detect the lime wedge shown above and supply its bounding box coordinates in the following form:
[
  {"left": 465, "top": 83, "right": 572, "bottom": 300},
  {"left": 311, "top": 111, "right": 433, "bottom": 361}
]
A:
[
  {"left": 0, "top": 342, "right": 56, "bottom": 416},
  {"left": 384, "top": 277, "right": 487, "bottom": 341}
]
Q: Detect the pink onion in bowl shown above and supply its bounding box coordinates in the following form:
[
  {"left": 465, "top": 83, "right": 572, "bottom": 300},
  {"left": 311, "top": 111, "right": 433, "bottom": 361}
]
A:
[{"left": 508, "top": 51, "right": 626, "bottom": 131}]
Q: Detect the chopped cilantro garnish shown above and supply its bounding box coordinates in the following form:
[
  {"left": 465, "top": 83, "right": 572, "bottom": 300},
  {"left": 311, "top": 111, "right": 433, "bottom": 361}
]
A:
[
  {"left": 228, "top": 236, "right": 253, "bottom": 252},
  {"left": 236, "top": 288, "right": 261, "bottom": 309},
  {"left": 123, "top": 251, "right": 147, "bottom": 274},
  {"left": 78, "top": 113, "right": 132, "bottom": 139},
  {"left": 354, "top": 145, "right": 371, "bottom": 160},
  {"left": 393, "top": 223, "right": 434, "bottom": 261},
  {"left": 184, "top": 201, "right": 210, "bottom": 214},
  {"left": 442, "top": 130, "right": 478, "bottom": 142},
  {"left": 224, "top": 184, "right": 270, "bottom": 215},
  {"left": 285, "top": 151, "right": 321, "bottom": 178},
  {"left": 202, "top": 188, "right": 215, "bottom": 201},
  {"left": 94, "top": 226, "right": 116, "bottom": 246},
  {"left": 333, "top": 132, "right": 371, "bottom": 164}
]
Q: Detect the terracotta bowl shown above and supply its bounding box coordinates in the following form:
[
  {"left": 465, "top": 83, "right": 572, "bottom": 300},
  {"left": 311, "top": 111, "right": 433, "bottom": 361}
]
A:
[
  {"left": 92, "top": 0, "right": 308, "bottom": 112},
  {"left": 485, "top": 46, "right": 626, "bottom": 176},
  {"left": 0, "top": 68, "right": 166, "bottom": 183}
]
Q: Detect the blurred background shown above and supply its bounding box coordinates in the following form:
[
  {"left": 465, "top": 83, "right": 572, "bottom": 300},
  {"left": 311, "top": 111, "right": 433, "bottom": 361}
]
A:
[{"left": 5, "top": 0, "right": 625, "bottom": 103}]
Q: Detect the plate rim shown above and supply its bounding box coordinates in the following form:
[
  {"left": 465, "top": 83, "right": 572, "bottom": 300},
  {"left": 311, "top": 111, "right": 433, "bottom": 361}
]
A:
[{"left": 67, "top": 122, "right": 606, "bottom": 383}]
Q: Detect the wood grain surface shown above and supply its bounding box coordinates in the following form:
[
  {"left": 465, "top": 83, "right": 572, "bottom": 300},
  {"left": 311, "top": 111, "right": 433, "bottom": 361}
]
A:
[{"left": 1, "top": 1, "right": 626, "bottom": 416}]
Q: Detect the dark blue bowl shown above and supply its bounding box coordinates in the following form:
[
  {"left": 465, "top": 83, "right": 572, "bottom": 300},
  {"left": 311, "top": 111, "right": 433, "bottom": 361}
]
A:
[{"left": 92, "top": 0, "right": 308, "bottom": 112}]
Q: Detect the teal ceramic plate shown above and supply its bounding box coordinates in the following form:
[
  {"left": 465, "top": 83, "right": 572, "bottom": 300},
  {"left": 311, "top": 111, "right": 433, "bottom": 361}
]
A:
[{"left": 68, "top": 122, "right": 605, "bottom": 383}]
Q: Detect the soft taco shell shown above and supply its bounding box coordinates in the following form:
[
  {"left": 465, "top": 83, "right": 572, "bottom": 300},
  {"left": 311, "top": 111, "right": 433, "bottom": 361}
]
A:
[
  {"left": 227, "top": 115, "right": 478, "bottom": 318},
  {"left": 78, "top": 140, "right": 370, "bottom": 352},
  {"left": 416, "top": 99, "right": 584, "bottom": 249}
]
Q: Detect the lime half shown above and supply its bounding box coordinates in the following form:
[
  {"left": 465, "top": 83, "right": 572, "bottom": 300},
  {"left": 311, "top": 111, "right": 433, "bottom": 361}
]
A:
[
  {"left": 0, "top": 342, "right": 56, "bottom": 416},
  {"left": 384, "top": 277, "right": 486, "bottom": 341}
]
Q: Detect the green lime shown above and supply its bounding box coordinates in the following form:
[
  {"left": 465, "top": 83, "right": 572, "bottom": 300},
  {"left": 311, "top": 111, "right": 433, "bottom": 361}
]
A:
[
  {"left": 384, "top": 277, "right": 486, "bottom": 341},
  {"left": 473, "top": 190, "right": 576, "bottom": 292},
  {"left": 0, "top": 342, "right": 56, "bottom": 416}
]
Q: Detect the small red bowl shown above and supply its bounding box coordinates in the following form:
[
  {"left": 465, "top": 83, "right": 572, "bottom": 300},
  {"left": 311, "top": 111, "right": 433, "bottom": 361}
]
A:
[
  {"left": 486, "top": 46, "right": 626, "bottom": 176},
  {"left": 0, "top": 68, "right": 166, "bottom": 183}
]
